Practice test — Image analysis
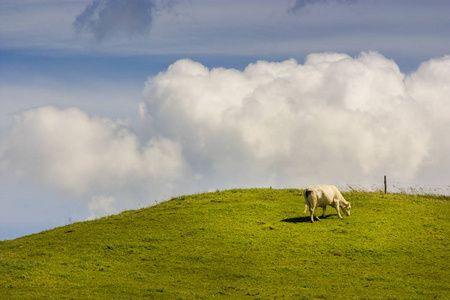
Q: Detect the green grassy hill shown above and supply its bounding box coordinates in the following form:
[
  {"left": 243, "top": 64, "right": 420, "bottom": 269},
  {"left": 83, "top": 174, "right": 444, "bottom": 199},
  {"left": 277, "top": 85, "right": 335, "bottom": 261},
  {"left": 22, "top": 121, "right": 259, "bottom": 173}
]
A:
[{"left": 1, "top": 189, "right": 449, "bottom": 299}]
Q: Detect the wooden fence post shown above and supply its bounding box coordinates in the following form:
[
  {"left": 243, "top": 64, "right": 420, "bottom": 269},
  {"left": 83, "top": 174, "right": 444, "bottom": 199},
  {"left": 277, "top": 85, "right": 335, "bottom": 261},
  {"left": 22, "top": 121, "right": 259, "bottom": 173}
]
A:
[{"left": 384, "top": 175, "right": 387, "bottom": 194}]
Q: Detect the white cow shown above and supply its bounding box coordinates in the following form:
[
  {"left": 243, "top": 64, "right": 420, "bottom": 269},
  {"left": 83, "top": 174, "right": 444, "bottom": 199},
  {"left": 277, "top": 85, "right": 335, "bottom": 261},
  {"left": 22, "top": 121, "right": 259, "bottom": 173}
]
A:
[{"left": 304, "top": 185, "right": 351, "bottom": 223}]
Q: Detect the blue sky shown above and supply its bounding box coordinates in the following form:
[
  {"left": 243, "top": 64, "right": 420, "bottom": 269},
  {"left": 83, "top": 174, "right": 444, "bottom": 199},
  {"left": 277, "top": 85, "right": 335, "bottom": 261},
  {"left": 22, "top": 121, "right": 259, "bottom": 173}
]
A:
[{"left": 1, "top": 0, "right": 449, "bottom": 240}]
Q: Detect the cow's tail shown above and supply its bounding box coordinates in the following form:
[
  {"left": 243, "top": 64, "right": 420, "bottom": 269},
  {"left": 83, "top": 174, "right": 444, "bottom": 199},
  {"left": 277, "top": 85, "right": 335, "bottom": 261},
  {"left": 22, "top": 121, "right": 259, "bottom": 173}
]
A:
[{"left": 304, "top": 189, "right": 311, "bottom": 214}]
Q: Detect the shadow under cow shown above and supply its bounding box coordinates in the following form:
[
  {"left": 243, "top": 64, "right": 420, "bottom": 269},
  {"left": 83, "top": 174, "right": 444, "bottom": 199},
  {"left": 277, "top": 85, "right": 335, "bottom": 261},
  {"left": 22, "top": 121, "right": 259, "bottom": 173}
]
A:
[{"left": 281, "top": 214, "right": 338, "bottom": 223}]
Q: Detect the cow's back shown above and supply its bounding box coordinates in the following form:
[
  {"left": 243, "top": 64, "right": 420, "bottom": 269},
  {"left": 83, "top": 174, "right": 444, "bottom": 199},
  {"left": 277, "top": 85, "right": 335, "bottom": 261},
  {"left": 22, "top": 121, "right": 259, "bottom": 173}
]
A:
[{"left": 306, "top": 185, "right": 339, "bottom": 207}]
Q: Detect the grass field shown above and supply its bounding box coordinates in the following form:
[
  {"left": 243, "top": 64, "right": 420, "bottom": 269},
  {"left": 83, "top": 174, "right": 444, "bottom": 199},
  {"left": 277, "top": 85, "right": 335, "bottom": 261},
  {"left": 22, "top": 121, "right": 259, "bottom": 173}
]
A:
[{"left": 1, "top": 188, "right": 449, "bottom": 299}]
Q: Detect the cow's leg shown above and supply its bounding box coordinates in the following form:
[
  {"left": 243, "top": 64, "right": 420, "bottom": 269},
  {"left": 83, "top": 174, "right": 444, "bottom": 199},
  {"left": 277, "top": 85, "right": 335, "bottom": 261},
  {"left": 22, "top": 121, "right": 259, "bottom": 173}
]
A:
[
  {"left": 309, "top": 208, "right": 315, "bottom": 223},
  {"left": 309, "top": 207, "right": 320, "bottom": 223},
  {"left": 314, "top": 213, "right": 320, "bottom": 221},
  {"left": 322, "top": 206, "right": 327, "bottom": 218},
  {"left": 334, "top": 201, "right": 343, "bottom": 219}
]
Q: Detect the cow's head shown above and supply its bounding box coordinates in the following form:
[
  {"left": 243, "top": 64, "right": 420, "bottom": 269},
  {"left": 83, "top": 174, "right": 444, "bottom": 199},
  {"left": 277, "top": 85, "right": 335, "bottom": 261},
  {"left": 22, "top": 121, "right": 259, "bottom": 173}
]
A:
[{"left": 341, "top": 202, "right": 351, "bottom": 216}]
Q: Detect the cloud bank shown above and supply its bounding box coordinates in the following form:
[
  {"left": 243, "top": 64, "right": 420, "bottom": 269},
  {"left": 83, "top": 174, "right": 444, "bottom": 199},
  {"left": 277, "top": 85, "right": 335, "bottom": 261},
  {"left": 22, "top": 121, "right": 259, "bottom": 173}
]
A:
[
  {"left": 1, "top": 52, "right": 449, "bottom": 219},
  {"left": 140, "top": 52, "right": 439, "bottom": 188}
]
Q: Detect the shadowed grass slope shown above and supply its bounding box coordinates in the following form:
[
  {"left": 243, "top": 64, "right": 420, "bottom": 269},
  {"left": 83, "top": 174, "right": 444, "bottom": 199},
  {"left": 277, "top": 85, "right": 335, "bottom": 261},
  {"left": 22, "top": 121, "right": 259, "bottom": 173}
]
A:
[{"left": 1, "top": 189, "right": 449, "bottom": 299}]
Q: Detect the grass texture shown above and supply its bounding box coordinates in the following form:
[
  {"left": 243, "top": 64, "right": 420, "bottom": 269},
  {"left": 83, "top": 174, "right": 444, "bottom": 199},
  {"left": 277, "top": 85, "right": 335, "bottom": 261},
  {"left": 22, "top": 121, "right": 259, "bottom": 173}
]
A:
[{"left": 1, "top": 188, "right": 449, "bottom": 299}]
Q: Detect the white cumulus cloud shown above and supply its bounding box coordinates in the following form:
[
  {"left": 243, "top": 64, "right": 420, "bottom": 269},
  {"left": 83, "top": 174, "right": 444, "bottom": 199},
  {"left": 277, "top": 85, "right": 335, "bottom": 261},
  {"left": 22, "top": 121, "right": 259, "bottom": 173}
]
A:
[
  {"left": 0, "top": 106, "right": 184, "bottom": 200},
  {"left": 141, "top": 52, "right": 448, "bottom": 189}
]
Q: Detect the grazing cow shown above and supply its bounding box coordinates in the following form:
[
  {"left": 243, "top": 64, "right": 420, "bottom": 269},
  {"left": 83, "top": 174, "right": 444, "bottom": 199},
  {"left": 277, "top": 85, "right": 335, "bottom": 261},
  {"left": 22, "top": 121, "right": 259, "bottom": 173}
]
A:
[{"left": 304, "top": 185, "right": 351, "bottom": 223}]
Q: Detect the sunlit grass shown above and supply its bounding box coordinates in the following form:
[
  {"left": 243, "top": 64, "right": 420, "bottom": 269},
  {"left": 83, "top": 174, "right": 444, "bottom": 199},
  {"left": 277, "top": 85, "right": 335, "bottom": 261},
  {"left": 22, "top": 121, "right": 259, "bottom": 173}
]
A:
[{"left": 1, "top": 188, "right": 449, "bottom": 299}]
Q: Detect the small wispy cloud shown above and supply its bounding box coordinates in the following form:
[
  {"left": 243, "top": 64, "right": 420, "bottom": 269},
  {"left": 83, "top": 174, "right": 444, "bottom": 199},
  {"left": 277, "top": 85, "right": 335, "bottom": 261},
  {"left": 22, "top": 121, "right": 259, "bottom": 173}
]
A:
[
  {"left": 288, "top": 0, "right": 357, "bottom": 14},
  {"left": 73, "top": 0, "right": 177, "bottom": 42},
  {"left": 87, "top": 195, "right": 119, "bottom": 220}
]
